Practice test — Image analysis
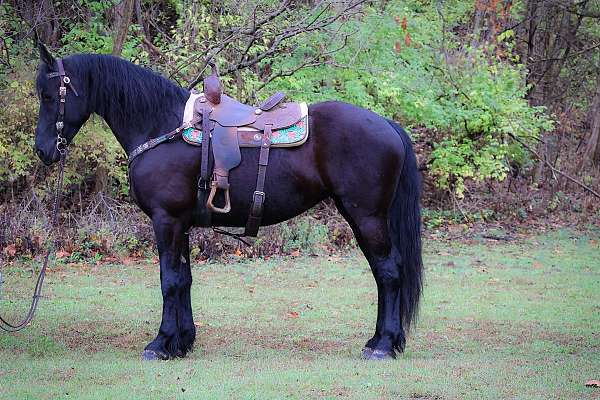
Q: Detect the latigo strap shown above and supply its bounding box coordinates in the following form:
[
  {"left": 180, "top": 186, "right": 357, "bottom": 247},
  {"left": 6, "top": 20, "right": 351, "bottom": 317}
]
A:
[{"left": 245, "top": 123, "right": 272, "bottom": 237}]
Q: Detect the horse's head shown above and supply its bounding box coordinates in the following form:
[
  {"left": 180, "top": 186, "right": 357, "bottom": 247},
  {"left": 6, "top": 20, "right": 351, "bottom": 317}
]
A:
[{"left": 35, "top": 44, "right": 90, "bottom": 165}]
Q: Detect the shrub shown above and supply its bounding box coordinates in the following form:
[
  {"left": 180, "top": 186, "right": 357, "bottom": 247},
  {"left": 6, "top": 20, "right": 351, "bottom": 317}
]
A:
[{"left": 266, "top": 2, "right": 554, "bottom": 196}]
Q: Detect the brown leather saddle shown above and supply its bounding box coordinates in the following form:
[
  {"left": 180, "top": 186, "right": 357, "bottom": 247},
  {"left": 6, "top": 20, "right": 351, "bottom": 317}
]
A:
[{"left": 193, "top": 64, "right": 304, "bottom": 236}]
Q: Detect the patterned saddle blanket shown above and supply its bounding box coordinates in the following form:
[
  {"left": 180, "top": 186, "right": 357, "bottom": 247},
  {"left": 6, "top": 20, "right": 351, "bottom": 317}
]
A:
[{"left": 182, "top": 102, "right": 309, "bottom": 147}]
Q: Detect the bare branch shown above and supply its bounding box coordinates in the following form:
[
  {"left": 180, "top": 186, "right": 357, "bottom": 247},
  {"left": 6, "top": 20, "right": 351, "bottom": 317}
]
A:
[
  {"left": 529, "top": 42, "right": 600, "bottom": 63},
  {"left": 253, "top": 30, "right": 353, "bottom": 94},
  {"left": 185, "top": 0, "right": 368, "bottom": 89},
  {"left": 507, "top": 132, "right": 600, "bottom": 199}
]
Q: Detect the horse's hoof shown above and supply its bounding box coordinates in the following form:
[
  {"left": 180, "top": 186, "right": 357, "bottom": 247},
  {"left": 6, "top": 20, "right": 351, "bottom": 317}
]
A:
[
  {"left": 361, "top": 347, "right": 374, "bottom": 359},
  {"left": 364, "top": 349, "right": 396, "bottom": 361},
  {"left": 141, "top": 349, "right": 169, "bottom": 361}
]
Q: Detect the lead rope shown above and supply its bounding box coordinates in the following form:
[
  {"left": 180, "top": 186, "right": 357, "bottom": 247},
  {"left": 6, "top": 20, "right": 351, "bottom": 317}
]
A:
[
  {"left": 0, "top": 57, "right": 74, "bottom": 332},
  {"left": 0, "top": 141, "right": 68, "bottom": 332}
]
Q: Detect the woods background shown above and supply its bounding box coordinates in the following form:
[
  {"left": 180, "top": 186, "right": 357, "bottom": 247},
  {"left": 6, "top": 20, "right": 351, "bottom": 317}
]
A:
[{"left": 0, "top": 0, "right": 599, "bottom": 262}]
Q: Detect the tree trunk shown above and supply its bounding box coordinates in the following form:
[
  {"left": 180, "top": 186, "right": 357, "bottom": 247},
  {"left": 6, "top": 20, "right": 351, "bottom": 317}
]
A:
[
  {"left": 112, "top": 0, "right": 135, "bottom": 57},
  {"left": 470, "top": 0, "right": 485, "bottom": 51},
  {"left": 522, "top": 0, "right": 588, "bottom": 107},
  {"left": 584, "top": 69, "right": 600, "bottom": 167}
]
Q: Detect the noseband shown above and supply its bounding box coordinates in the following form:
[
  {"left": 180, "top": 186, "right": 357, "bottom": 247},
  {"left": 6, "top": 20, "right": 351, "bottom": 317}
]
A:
[{"left": 46, "top": 58, "right": 78, "bottom": 155}]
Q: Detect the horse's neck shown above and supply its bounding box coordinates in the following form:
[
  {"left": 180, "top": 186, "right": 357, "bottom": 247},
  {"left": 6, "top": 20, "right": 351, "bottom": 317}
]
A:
[{"left": 90, "top": 70, "right": 188, "bottom": 155}]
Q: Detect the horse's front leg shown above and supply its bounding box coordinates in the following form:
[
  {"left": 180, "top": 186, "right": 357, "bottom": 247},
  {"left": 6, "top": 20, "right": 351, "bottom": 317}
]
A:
[{"left": 142, "top": 211, "right": 195, "bottom": 360}]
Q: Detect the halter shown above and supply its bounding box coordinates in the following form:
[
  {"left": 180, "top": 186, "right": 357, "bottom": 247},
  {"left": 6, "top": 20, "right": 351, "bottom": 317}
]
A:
[{"left": 46, "top": 58, "right": 78, "bottom": 155}]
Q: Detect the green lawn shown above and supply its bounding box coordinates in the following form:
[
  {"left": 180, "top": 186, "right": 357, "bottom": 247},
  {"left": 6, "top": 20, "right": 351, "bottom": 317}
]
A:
[{"left": 0, "top": 230, "right": 599, "bottom": 399}]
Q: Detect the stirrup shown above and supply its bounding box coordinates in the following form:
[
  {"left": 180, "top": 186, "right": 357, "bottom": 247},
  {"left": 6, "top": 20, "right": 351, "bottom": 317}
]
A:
[{"left": 206, "top": 181, "right": 231, "bottom": 213}]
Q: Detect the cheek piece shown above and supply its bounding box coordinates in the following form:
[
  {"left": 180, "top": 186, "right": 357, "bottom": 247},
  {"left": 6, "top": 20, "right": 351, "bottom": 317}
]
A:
[{"left": 45, "top": 58, "right": 79, "bottom": 155}]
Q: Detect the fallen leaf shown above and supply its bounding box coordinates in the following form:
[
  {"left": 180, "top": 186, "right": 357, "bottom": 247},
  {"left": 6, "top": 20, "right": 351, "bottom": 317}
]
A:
[
  {"left": 405, "top": 32, "right": 411, "bottom": 47},
  {"left": 121, "top": 256, "right": 136, "bottom": 265},
  {"left": 401, "top": 16, "right": 407, "bottom": 31},
  {"left": 290, "top": 250, "right": 300, "bottom": 257},
  {"left": 586, "top": 379, "right": 600, "bottom": 388},
  {"left": 288, "top": 311, "right": 300, "bottom": 318},
  {"left": 394, "top": 41, "right": 402, "bottom": 53},
  {"left": 56, "top": 249, "right": 71, "bottom": 259},
  {"left": 194, "top": 321, "right": 203, "bottom": 328},
  {"left": 4, "top": 244, "right": 16, "bottom": 257},
  {"left": 532, "top": 261, "right": 543, "bottom": 269}
]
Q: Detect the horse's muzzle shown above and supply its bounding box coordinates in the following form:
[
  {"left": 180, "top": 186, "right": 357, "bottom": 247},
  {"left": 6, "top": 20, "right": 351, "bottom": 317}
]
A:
[{"left": 35, "top": 146, "right": 58, "bottom": 166}]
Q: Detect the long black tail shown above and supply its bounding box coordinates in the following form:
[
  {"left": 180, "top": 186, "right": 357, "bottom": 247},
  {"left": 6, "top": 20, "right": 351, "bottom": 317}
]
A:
[{"left": 387, "top": 119, "right": 423, "bottom": 334}]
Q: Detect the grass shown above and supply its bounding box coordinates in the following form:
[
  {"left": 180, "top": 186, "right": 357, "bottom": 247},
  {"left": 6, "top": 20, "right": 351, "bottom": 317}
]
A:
[{"left": 0, "top": 229, "right": 599, "bottom": 399}]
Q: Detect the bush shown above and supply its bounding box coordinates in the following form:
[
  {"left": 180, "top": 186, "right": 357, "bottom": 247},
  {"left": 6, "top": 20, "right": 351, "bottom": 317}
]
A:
[
  {"left": 0, "top": 67, "right": 129, "bottom": 199},
  {"left": 266, "top": 2, "right": 554, "bottom": 196}
]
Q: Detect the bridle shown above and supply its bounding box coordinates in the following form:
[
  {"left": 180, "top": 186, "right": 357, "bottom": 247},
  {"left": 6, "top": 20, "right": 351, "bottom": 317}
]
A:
[
  {"left": 46, "top": 58, "right": 78, "bottom": 156},
  {"left": 0, "top": 58, "right": 76, "bottom": 332}
]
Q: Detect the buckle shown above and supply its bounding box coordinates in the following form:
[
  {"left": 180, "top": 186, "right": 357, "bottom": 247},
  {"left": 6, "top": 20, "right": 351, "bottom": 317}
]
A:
[
  {"left": 198, "top": 178, "right": 210, "bottom": 191},
  {"left": 55, "top": 121, "right": 64, "bottom": 130},
  {"left": 253, "top": 191, "right": 265, "bottom": 201},
  {"left": 59, "top": 86, "right": 66, "bottom": 96}
]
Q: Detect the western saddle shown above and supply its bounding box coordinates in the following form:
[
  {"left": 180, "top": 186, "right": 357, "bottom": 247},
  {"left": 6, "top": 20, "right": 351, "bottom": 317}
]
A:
[{"left": 193, "top": 64, "right": 304, "bottom": 237}]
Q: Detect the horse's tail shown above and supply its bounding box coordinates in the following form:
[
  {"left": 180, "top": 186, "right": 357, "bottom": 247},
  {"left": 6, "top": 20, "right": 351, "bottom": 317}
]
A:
[{"left": 387, "top": 119, "right": 423, "bottom": 334}]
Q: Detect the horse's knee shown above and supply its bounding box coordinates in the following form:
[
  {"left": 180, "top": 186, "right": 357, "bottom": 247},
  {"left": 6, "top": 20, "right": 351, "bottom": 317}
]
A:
[
  {"left": 160, "top": 257, "right": 192, "bottom": 294},
  {"left": 160, "top": 274, "right": 179, "bottom": 297}
]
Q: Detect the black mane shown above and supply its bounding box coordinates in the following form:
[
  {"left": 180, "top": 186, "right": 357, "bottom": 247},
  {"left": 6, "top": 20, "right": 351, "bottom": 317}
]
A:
[{"left": 66, "top": 54, "right": 188, "bottom": 125}]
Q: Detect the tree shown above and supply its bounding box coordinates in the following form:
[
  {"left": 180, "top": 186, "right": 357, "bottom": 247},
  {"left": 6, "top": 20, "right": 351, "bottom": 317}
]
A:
[
  {"left": 112, "top": 0, "right": 135, "bottom": 57},
  {"left": 584, "top": 70, "right": 600, "bottom": 167}
]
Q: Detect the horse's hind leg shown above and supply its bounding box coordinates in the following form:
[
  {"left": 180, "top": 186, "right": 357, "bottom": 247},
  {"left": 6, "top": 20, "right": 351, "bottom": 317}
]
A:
[
  {"left": 334, "top": 201, "right": 405, "bottom": 360},
  {"left": 142, "top": 211, "right": 196, "bottom": 360},
  {"left": 334, "top": 201, "right": 384, "bottom": 355}
]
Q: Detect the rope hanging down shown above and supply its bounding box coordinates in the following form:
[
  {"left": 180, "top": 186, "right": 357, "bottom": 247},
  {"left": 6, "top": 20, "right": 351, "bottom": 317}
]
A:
[{"left": 0, "top": 146, "right": 67, "bottom": 332}]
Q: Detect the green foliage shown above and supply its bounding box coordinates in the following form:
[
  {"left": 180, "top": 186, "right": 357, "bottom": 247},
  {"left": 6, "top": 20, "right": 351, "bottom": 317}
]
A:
[
  {"left": 0, "top": 76, "right": 38, "bottom": 184},
  {"left": 422, "top": 207, "right": 494, "bottom": 229},
  {"left": 266, "top": 2, "right": 554, "bottom": 195},
  {"left": 58, "top": 1, "right": 144, "bottom": 59},
  {"left": 280, "top": 217, "right": 329, "bottom": 254},
  {"left": 0, "top": 67, "right": 128, "bottom": 197},
  {"left": 0, "top": 0, "right": 555, "bottom": 200}
]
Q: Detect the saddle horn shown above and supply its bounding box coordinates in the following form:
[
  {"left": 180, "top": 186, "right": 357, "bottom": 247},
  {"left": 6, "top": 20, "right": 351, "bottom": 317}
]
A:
[{"left": 203, "top": 62, "right": 222, "bottom": 105}]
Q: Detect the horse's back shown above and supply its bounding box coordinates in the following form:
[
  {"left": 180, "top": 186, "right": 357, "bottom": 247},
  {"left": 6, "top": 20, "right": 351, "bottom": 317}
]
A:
[
  {"left": 308, "top": 101, "right": 405, "bottom": 148},
  {"left": 307, "top": 101, "right": 406, "bottom": 195}
]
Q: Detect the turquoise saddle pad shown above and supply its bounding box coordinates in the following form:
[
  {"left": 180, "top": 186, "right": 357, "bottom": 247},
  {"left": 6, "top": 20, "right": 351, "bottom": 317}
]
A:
[{"left": 183, "top": 109, "right": 309, "bottom": 148}]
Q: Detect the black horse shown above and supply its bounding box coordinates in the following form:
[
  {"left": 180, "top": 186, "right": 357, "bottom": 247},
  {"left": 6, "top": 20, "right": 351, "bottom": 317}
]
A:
[{"left": 33, "top": 45, "right": 423, "bottom": 361}]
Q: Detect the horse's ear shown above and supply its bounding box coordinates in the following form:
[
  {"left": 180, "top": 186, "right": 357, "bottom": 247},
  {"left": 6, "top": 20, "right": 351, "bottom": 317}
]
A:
[{"left": 38, "top": 42, "right": 56, "bottom": 69}]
